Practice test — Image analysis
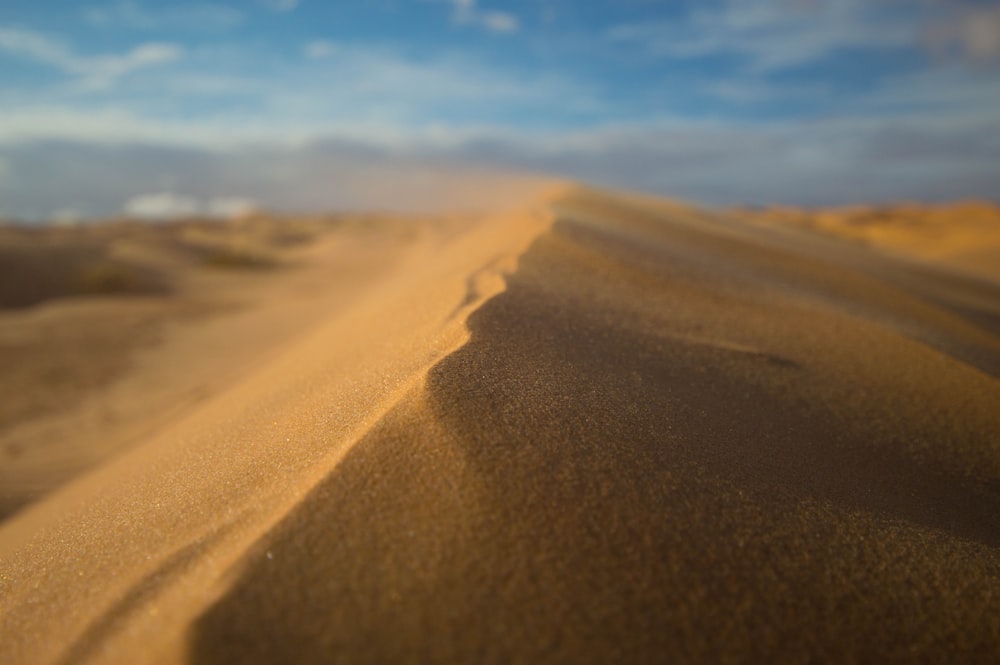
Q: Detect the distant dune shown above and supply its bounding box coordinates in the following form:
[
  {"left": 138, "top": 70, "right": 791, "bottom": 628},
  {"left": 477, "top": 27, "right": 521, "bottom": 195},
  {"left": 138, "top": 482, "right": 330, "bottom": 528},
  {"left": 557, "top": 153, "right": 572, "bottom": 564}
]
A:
[
  {"left": 1, "top": 186, "right": 998, "bottom": 664},
  {"left": 735, "top": 200, "right": 1000, "bottom": 284}
]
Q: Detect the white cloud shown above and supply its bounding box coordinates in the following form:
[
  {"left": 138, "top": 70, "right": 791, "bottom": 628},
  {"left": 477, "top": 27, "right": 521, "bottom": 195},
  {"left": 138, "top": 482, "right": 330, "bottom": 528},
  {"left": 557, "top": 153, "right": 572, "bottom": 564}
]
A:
[
  {"left": 609, "top": 0, "right": 913, "bottom": 71},
  {"left": 702, "top": 79, "right": 830, "bottom": 104},
  {"left": 304, "top": 40, "right": 337, "bottom": 59},
  {"left": 260, "top": 0, "right": 299, "bottom": 13},
  {"left": 0, "top": 27, "right": 68, "bottom": 66},
  {"left": 0, "top": 138, "right": 562, "bottom": 220},
  {"left": 446, "top": 0, "right": 519, "bottom": 34},
  {"left": 859, "top": 66, "right": 1000, "bottom": 114},
  {"left": 1, "top": 100, "right": 997, "bottom": 221},
  {"left": 0, "top": 41, "right": 587, "bottom": 146},
  {"left": 479, "top": 11, "right": 519, "bottom": 34},
  {"left": 83, "top": 1, "right": 244, "bottom": 31},
  {"left": 124, "top": 192, "right": 200, "bottom": 219},
  {"left": 1, "top": 33, "right": 994, "bottom": 157},
  {"left": 122, "top": 193, "right": 258, "bottom": 220},
  {"left": 0, "top": 3, "right": 995, "bottom": 218},
  {"left": 0, "top": 27, "right": 182, "bottom": 90}
]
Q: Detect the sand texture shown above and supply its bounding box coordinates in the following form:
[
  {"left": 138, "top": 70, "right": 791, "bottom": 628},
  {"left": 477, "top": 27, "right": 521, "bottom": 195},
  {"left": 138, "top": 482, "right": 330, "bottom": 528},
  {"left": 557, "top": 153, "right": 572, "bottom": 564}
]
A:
[{"left": 1, "top": 186, "right": 999, "bottom": 664}]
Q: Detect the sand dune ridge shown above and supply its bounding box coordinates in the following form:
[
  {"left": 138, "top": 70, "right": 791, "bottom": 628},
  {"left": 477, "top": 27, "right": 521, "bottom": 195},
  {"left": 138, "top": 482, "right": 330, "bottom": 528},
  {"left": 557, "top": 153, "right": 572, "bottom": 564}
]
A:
[{"left": 2, "top": 186, "right": 999, "bottom": 663}]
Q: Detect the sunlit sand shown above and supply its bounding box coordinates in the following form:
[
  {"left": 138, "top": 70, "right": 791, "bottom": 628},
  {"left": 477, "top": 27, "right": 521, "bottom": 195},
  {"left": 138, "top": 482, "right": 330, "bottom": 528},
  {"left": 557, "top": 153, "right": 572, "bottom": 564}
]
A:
[{"left": 1, "top": 185, "right": 998, "bottom": 663}]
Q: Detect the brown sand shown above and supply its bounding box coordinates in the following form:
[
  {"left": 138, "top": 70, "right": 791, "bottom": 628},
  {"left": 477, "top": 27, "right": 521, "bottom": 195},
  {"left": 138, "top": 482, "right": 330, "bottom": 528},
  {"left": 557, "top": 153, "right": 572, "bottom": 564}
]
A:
[{"left": 1, "top": 185, "right": 999, "bottom": 663}]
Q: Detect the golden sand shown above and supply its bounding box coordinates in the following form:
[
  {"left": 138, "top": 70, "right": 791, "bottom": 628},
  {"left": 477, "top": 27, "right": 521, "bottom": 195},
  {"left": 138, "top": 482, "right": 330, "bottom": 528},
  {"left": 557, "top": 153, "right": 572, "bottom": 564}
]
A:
[
  {"left": 1, "top": 186, "right": 998, "bottom": 663},
  {"left": 736, "top": 200, "right": 1000, "bottom": 283}
]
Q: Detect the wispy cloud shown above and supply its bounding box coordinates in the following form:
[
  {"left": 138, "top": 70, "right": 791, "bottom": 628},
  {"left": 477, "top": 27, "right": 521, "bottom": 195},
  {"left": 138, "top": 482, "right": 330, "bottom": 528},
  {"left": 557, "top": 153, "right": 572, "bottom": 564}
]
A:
[
  {"left": 304, "top": 40, "right": 337, "bottom": 59},
  {"left": 83, "top": 1, "right": 245, "bottom": 32},
  {"left": 446, "top": 0, "right": 519, "bottom": 34},
  {"left": 0, "top": 41, "right": 591, "bottom": 147},
  {"left": 2, "top": 98, "right": 998, "bottom": 221},
  {"left": 609, "top": 0, "right": 914, "bottom": 72},
  {"left": 854, "top": 66, "right": 1000, "bottom": 117},
  {"left": 701, "top": 79, "right": 831, "bottom": 104},
  {"left": 0, "top": 24, "right": 583, "bottom": 128},
  {"left": 1, "top": 0, "right": 997, "bottom": 219},
  {"left": 0, "top": 106, "right": 316, "bottom": 147},
  {"left": 0, "top": 26, "right": 182, "bottom": 90}
]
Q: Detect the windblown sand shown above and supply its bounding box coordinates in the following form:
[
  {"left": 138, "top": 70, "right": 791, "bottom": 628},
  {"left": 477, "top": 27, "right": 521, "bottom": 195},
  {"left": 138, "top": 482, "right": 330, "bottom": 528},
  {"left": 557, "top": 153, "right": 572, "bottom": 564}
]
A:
[{"left": 1, "top": 186, "right": 998, "bottom": 663}]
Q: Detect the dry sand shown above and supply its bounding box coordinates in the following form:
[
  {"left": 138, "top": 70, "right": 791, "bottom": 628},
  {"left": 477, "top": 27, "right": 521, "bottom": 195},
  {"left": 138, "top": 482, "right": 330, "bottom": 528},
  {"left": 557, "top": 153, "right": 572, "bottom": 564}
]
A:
[
  {"left": 737, "top": 200, "right": 1000, "bottom": 284},
  {"left": 0, "top": 212, "right": 456, "bottom": 520},
  {"left": 1, "top": 185, "right": 999, "bottom": 663}
]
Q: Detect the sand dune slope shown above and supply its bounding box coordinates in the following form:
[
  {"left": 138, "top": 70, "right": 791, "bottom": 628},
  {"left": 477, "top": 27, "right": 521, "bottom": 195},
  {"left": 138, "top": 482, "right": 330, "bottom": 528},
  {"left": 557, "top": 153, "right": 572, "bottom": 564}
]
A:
[
  {"left": 737, "top": 200, "right": 1000, "bottom": 284},
  {"left": 3, "top": 187, "right": 1000, "bottom": 663}
]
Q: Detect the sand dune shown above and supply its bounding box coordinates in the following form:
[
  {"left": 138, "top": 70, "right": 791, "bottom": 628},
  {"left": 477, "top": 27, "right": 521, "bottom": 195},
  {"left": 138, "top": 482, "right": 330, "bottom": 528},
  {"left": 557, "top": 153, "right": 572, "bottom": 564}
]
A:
[
  {"left": 1, "top": 186, "right": 999, "bottom": 663},
  {"left": 736, "top": 200, "right": 1000, "bottom": 284},
  {"left": 0, "top": 212, "right": 463, "bottom": 520}
]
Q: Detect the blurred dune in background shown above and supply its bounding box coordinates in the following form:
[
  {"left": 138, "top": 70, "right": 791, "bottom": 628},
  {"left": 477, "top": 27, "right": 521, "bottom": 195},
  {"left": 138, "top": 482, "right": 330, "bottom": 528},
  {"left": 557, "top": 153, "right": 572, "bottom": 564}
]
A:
[{"left": 736, "top": 200, "right": 1000, "bottom": 283}]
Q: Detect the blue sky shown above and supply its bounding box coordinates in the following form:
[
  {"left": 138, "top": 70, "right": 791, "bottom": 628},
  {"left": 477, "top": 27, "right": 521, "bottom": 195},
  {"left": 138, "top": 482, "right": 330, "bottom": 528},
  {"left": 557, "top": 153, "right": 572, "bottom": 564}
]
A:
[{"left": 1, "top": 0, "right": 999, "bottom": 219}]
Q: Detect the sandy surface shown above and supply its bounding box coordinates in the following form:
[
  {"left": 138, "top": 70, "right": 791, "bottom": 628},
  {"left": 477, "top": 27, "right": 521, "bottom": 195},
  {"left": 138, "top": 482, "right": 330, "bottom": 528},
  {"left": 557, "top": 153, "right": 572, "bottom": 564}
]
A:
[
  {"left": 0, "top": 212, "right": 457, "bottom": 520},
  {"left": 736, "top": 200, "right": 1000, "bottom": 284},
  {"left": 1, "top": 185, "right": 999, "bottom": 663}
]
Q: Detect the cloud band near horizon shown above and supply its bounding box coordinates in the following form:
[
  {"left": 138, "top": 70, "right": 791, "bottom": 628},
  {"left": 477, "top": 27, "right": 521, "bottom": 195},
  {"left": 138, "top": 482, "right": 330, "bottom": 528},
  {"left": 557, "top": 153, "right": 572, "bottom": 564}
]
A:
[{"left": 1, "top": 0, "right": 998, "bottom": 220}]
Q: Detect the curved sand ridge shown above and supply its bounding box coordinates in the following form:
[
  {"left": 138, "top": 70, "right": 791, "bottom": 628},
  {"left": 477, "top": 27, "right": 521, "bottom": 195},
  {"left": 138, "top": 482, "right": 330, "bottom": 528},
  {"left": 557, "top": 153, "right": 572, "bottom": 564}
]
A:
[
  {"left": 0, "top": 190, "right": 561, "bottom": 664},
  {"left": 3, "top": 186, "right": 1000, "bottom": 663}
]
